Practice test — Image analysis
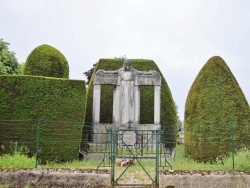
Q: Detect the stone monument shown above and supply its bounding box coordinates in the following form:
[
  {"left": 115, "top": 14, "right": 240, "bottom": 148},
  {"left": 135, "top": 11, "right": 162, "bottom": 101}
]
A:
[{"left": 91, "top": 59, "right": 161, "bottom": 149}]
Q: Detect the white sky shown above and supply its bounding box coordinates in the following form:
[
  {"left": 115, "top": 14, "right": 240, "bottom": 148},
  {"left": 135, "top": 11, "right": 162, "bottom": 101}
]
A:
[{"left": 1, "top": 0, "right": 250, "bottom": 121}]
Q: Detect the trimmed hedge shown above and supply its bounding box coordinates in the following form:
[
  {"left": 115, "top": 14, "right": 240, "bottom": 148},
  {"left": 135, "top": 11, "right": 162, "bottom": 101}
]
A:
[
  {"left": 184, "top": 56, "right": 250, "bottom": 162},
  {"left": 23, "top": 44, "right": 69, "bottom": 78},
  {"left": 0, "top": 75, "right": 86, "bottom": 162},
  {"left": 82, "top": 58, "right": 177, "bottom": 149}
]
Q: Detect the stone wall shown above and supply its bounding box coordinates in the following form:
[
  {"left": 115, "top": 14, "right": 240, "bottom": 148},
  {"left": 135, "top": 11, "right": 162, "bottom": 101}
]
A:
[
  {"left": 159, "top": 170, "right": 250, "bottom": 188},
  {"left": 1, "top": 169, "right": 250, "bottom": 188},
  {"left": 0, "top": 169, "right": 111, "bottom": 188}
]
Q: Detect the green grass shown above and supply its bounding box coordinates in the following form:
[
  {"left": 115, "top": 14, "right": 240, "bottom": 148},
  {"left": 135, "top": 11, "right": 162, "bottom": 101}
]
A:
[
  {"left": 0, "top": 153, "right": 36, "bottom": 168},
  {"left": 41, "top": 159, "right": 100, "bottom": 169},
  {"left": 0, "top": 153, "right": 100, "bottom": 169},
  {"left": 170, "top": 145, "right": 250, "bottom": 170},
  {"left": 1, "top": 145, "right": 249, "bottom": 170},
  {"left": 0, "top": 143, "right": 36, "bottom": 168}
]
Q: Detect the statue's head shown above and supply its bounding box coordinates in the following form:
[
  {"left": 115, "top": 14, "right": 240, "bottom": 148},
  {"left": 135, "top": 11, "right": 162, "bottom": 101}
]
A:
[{"left": 124, "top": 59, "right": 132, "bottom": 71}]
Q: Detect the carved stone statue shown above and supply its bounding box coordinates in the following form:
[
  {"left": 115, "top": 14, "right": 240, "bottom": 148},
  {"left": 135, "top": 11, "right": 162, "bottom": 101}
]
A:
[
  {"left": 89, "top": 59, "right": 162, "bottom": 151},
  {"left": 93, "top": 59, "right": 161, "bottom": 129},
  {"left": 118, "top": 59, "right": 136, "bottom": 126}
]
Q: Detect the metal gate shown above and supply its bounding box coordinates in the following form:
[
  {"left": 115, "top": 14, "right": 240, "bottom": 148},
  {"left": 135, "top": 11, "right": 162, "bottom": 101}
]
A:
[{"left": 97, "top": 127, "right": 172, "bottom": 187}]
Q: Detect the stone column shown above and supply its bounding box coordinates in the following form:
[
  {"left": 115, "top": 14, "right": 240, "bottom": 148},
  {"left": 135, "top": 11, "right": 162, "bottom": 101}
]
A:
[
  {"left": 134, "top": 85, "right": 140, "bottom": 125},
  {"left": 113, "top": 85, "right": 120, "bottom": 125},
  {"left": 93, "top": 84, "right": 101, "bottom": 124},
  {"left": 154, "top": 86, "right": 161, "bottom": 124}
]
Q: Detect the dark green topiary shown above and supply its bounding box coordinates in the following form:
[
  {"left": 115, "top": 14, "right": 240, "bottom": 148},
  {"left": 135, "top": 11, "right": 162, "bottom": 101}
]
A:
[
  {"left": 184, "top": 56, "right": 250, "bottom": 162},
  {"left": 82, "top": 58, "right": 177, "bottom": 150},
  {"left": 23, "top": 44, "right": 69, "bottom": 78},
  {"left": 0, "top": 75, "right": 86, "bottom": 162}
]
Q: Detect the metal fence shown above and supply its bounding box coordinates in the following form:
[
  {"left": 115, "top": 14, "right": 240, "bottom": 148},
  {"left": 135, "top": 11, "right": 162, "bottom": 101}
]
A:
[
  {"left": 0, "top": 120, "right": 249, "bottom": 170},
  {"left": 177, "top": 122, "right": 250, "bottom": 170},
  {"left": 80, "top": 123, "right": 175, "bottom": 156},
  {"left": 0, "top": 119, "right": 83, "bottom": 167}
]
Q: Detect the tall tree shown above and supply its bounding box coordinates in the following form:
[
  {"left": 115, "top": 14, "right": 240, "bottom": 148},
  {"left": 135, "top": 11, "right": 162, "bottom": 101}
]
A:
[{"left": 0, "top": 38, "right": 21, "bottom": 75}]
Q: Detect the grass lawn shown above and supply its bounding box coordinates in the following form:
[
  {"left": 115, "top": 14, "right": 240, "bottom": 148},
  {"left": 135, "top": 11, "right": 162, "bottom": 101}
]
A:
[{"left": 0, "top": 145, "right": 249, "bottom": 170}]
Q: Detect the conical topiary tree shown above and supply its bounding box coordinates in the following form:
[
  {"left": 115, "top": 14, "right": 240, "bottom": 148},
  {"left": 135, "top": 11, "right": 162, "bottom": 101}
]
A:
[
  {"left": 81, "top": 58, "right": 177, "bottom": 151},
  {"left": 23, "top": 44, "right": 69, "bottom": 78},
  {"left": 184, "top": 56, "right": 250, "bottom": 162}
]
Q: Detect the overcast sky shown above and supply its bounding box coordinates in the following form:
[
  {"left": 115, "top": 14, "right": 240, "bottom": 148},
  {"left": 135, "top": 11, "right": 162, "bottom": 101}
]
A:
[{"left": 1, "top": 0, "right": 250, "bottom": 121}]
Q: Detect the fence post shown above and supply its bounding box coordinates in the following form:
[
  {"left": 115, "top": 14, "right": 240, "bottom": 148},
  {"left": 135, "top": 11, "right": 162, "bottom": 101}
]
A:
[
  {"left": 230, "top": 121, "right": 235, "bottom": 169},
  {"left": 155, "top": 130, "right": 159, "bottom": 186},
  {"left": 35, "top": 118, "right": 41, "bottom": 168}
]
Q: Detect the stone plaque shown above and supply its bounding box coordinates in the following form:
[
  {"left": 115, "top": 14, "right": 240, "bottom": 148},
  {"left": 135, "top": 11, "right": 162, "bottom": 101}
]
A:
[{"left": 121, "top": 131, "right": 136, "bottom": 148}]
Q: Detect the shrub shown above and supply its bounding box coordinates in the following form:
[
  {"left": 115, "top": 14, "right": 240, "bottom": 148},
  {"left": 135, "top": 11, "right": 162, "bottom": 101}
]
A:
[
  {"left": 0, "top": 75, "right": 86, "bottom": 162},
  {"left": 23, "top": 44, "right": 69, "bottom": 78},
  {"left": 184, "top": 56, "right": 250, "bottom": 162}
]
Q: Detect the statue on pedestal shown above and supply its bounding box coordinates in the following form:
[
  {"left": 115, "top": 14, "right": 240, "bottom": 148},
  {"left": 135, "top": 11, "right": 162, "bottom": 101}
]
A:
[{"left": 93, "top": 59, "right": 161, "bottom": 129}]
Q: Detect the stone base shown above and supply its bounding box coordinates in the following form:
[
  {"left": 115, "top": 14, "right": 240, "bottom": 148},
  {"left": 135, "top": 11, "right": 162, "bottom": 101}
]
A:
[
  {"left": 84, "top": 153, "right": 110, "bottom": 161},
  {"left": 88, "top": 143, "right": 109, "bottom": 152},
  {"left": 0, "top": 169, "right": 110, "bottom": 188}
]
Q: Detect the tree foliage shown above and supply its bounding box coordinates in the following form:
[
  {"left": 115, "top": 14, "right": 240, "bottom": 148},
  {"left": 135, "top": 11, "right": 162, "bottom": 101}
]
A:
[
  {"left": 184, "top": 56, "right": 250, "bottom": 162},
  {"left": 23, "top": 44, "right": 69, "bottom": 78},
  {"left": 0, "top": 38, "right": 21, "bottom": 75}
]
